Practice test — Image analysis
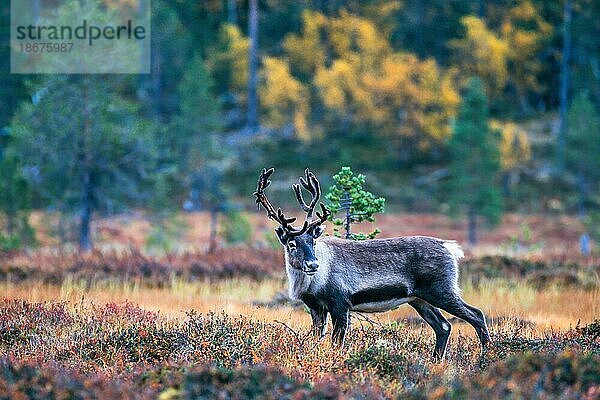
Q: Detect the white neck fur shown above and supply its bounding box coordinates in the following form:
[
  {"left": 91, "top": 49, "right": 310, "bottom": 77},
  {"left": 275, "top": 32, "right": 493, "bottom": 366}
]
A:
[{"left": 285, "top": 241, "right": 332, "bottom": 300}]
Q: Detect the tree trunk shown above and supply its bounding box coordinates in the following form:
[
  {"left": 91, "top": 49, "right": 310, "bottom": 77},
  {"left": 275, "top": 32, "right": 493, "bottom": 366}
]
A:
[
  {"left": 227, "top": 0, "right": 237, "bottom": 25},
  {"left": 208, "top": 209, "right": 218, "bottom": 253},
  {"left": 58, "top": 211, "right": 67, "bottom": 245},
  {"left": 79, "top": 78, "right": 93, "bottom": 252},
  {"left": 558, "top": 0, "right": 572, "bottom": 172},
  {"left": 415, "top": 0, "right": 424, "bottom": 53},
  {"left": 79, "top": 172, "right": 93, "bottom": 252},
  {"left": 151, "top": 33, "right": 162, "bottom": 121},
  {"left": 246, "top": 0, "right": 259, "bottom": 131},
  {"left": 501, "top": 172, "right": 512, "bottom": 198},
  {"left": 6, "top": 213, "right": 14, "bottom": 235},
  {"left": 477, "top": 0, "right": 486, "bottom": 18},
  {"left": 577, "top": 163, "right": 587, "bottom": 218},
  {"left": 468, "top": 206, "right": 477, "bottom": 245}
]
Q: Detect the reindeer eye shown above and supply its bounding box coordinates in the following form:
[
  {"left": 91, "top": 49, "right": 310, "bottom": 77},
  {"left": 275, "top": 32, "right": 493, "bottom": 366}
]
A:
[{"left": 288, "top": 240, "right": 297, "bottom": 249}]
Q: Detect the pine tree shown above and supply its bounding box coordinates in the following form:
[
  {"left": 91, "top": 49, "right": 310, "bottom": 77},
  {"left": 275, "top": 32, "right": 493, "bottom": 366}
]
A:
[
  {"left": 0, "top": 146, "right": 34, "bottom": 249},
  {"left": 325, "top": 166, "right": 385, "bottom": 240},
  {"left": 11, "top": 76, "right": 156, "bottom": 251},
  {"left": 447, "top": 78, "right": 502, "bottom": 244},
  {"left": 567, "top": 92, "right": 600, "bottom": 216},
  {"left": 171, "top": 54, "right": 230, "bottom": 252}
]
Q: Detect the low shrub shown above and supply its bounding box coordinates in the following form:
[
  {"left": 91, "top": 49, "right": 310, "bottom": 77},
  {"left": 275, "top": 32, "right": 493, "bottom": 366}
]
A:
[
  {"left": 346, "top": 341, "right": 413, "bottom": 381},
  {"left": 2, "top": 249, "right": 599, "bottom": 290},
  {"left": 407, "top": 351, "right": 600, "bottom": 399},
  {"left": 0, "top": 299, "right": 598, "bottom": 399},
  {"left": 0, "top": 247, "right": 284, "bottom": 285},
  {"left": 181, "top": 365, "right": 340, "bottom": 400}
]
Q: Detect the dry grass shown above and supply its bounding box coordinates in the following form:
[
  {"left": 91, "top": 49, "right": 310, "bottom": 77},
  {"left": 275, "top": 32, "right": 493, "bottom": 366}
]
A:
[
  {"left": 0, "top": 251, "right": 598, "bottom": 398},
  {"left": 3, "top": 211, "right": 599, "bottom": 398},
  {"left": 0, "top": 278, "right": 303, "bottom": 326},
  {"left": 1, "top": 277, "right": 597, "bottom": 332}
]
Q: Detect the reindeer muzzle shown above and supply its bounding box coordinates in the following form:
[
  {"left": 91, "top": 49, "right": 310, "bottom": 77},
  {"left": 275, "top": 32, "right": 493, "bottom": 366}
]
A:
[{"left": 303, "top": 260, "right": 319, "bottom": 276}]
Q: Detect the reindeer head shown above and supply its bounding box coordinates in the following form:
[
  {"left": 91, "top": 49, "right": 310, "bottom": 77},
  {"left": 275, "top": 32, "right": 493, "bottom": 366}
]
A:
[{"left": 254, "top": 168, "right": 331, "bottom": 276}]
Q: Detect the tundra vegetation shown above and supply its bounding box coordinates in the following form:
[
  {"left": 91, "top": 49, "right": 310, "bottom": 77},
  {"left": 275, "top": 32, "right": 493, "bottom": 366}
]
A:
[
  {"left": 1, "top": 0, "right": 600, "bottom": 398},
  {"left": 0, "top": 219, "right": 599, "bottom": 398}
]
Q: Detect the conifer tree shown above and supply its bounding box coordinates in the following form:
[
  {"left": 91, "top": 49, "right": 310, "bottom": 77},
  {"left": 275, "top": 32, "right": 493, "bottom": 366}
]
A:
[
  {"left": 447, "top": 78, "right": 502, "bottom": 244},
  {"left": 11, "top": 76, "right": 156, "bottom": 251},
  {"left": 172, "top": 55, "right": 229, "bottom": 252},
  {"left": 0, "top": 146, "right": 34, "bottom": 249},
  {"left": 567, "top": 92, "right": 600, "bottom": 216}
]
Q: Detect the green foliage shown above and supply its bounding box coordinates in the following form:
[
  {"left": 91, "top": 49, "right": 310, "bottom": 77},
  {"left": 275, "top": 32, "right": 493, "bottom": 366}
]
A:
[
  {"left": 500, "top": 223, "right": 543, "bottom": 256},
  {"left": 0, "top": 233, "right": 21, "bottom": 253},
  {"left": 0, "top": 148, "right": 35, "bottom": 248},
  {"left": 583, "top": 210, "right": 600, "bottom": 245},
  {"left": 145, "top": 215, "right": 191, "bottom": 254},
  {"left": 2, "top": 0, "right": 600, "bottom": 216},
  {"left": 159, "top": 54, "right": 223, "bottom": 210},
  {"left": 0, "top": 149, "right": 29, "bottom": 213},
  {"left": 567, "top": 92, "right": 600, "bottom": 183},
  {"left": 11, "top": 75, "right": 157, "bottom": 248},
  {"left": 173, "top": 54, "right": 220, "bottom": 153},
  {"left": 168, "top": 54, "right": 237, "bottom": 216},
  {"left": 325, "top": 166, "right": 385, "bottom": 240},
  {"left": 447, "top": 78, "right": 503, "bottom": 230},
  {"left": 262, "top": 230, "right": 282, "bottom": 250},
  {"left": 220, "top": 211, "right": 252, "bottom": 246}
]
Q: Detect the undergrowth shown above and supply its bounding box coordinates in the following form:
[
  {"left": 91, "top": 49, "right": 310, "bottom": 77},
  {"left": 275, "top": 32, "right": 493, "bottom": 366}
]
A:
[
  {"left": 1, "top": 249, "right": 599, "bottom": 290},
  {"left": 0, "top": 299, "right": 598, "bottom": 399}
]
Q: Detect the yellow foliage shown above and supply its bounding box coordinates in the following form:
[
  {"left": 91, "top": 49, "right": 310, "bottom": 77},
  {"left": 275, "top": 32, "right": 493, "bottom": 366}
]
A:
[
  {"left": 209, "top": 24, "right": 249, "bottom": 93},
  {"left": 102, "top": 0, "right": 139, "bottom": 13},
  {"left": 259, "top": 57, "right": 310, "bottom": 140},
  {"left": 225, "top": 25, "right": 250, "bottom": 92},
  {"left": 450, "top": 16, "right": 509, "bottom": 95},
  {"left": 491, "top": 120, "right": 531, "bottom": 170},
  {"left": 314, "top": 61, "right": 352, "bottom": 111},
  {"left": 501, "top": 1, "right": 553, "bottom": 97},
  {"left": 362, "top": 54, "right": 459, "bottom": 146},
  {"left": 329, "top": 11, "right": 390, "bottom": 69},
  {"left": 269, "top": 10, "right": 460, "bottom": 147},
  {"left": 283, "top": 10, "right": 327, "bottom": 77},
  {"left": 441, "top": 69, "right": 462, "bottom": 113},
  {"left": 361, "top": 0, "right": 402, "bottom": 30}
]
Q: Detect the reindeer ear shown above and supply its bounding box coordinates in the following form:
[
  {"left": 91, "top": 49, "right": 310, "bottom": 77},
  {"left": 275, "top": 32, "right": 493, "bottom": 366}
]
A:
[
  {"left": 274, "top": 226, "right": 288, "bottom": 245},
  {"left": 310, "top": 224, "right": 326, "bottom": 238}
]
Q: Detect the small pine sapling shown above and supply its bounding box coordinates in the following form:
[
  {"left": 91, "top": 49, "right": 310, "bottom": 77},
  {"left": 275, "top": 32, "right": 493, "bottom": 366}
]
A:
[{"left": 325, "top": 167, "right": 385, "bottom": 240}]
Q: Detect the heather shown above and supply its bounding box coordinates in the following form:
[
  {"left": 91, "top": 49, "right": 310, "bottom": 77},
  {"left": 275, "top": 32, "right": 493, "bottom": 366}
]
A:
[{"left": 0, "top": 299, "right": 598, "bottom": 399}]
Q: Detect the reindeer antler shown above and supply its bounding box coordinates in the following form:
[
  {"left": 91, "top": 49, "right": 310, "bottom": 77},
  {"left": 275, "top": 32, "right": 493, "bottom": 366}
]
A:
[
  {"left": 254, "top": 168, "right": 309, "bottom": 238},
  {"left": 292, "top": 168, "right": 321, "bottom": 218},
  {"left": 254, "top": 168, "right": 277, "bottom": 219},
  {"left": 293, "top": 168, "right": 332, "bottom": 228},
  {"left": 309, "top": 202, "right": 332, "bottom": 229}
]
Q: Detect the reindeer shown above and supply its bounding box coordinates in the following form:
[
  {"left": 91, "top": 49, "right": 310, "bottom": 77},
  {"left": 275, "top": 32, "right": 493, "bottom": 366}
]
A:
[{"left": 254, "top": 167, "right": 490, "bottom": 360}]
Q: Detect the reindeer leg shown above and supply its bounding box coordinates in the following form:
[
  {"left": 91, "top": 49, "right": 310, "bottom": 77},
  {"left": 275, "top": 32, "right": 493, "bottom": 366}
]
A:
[
  {"left": 329, "top": 305, "right": 350, "bottom": 347},
  {"left": 409, "top": 298, "right": 451, "bottom": 361},
  {"left": 424, "top": 294, "right": 490, "bottom": 350},
  {"left": 310, "top": 307, "right": 329, "bottom": 339}
]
